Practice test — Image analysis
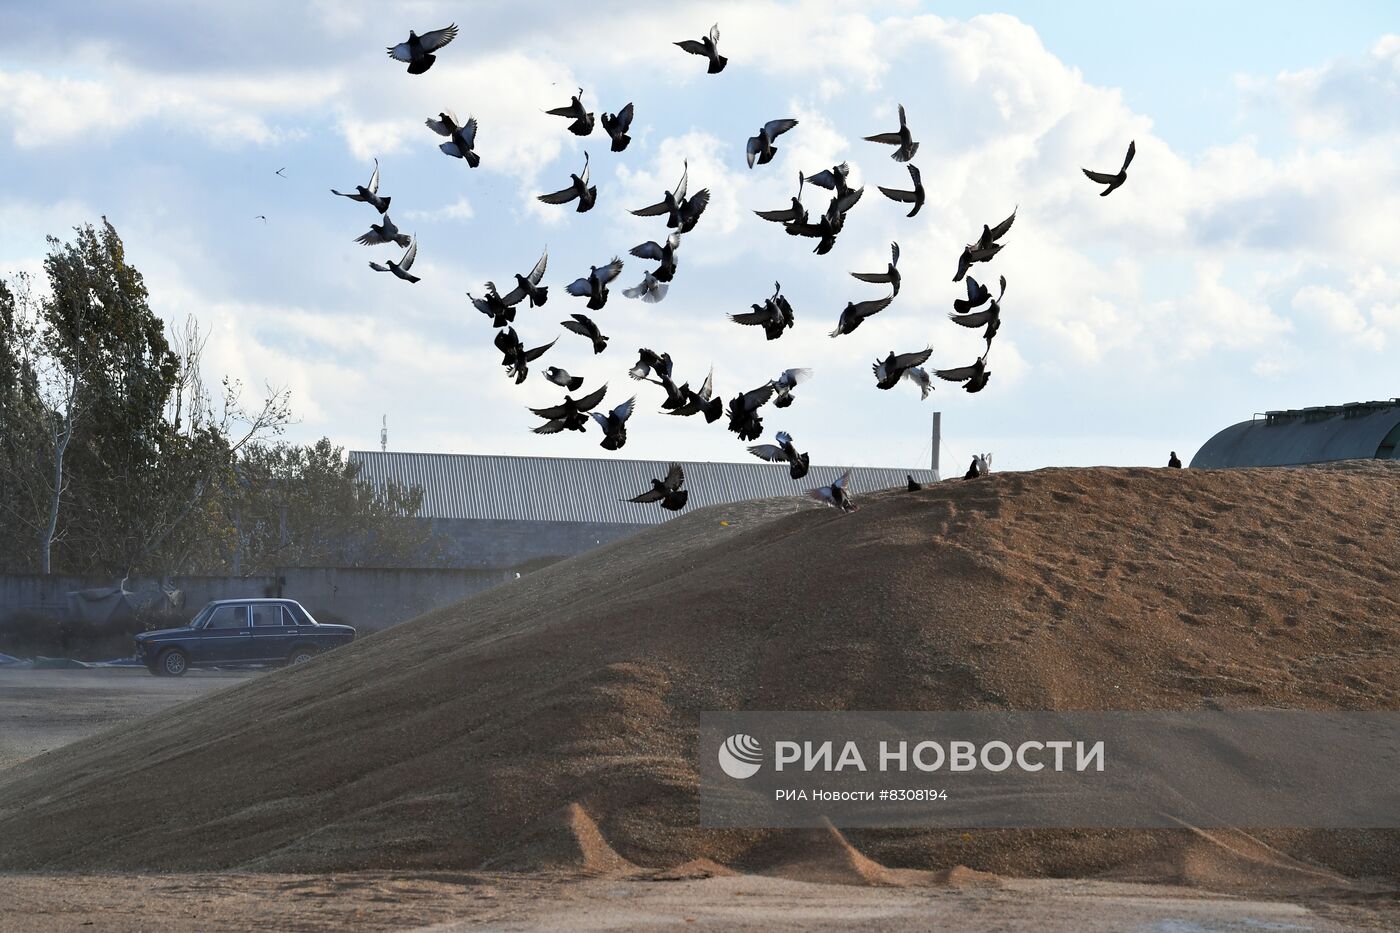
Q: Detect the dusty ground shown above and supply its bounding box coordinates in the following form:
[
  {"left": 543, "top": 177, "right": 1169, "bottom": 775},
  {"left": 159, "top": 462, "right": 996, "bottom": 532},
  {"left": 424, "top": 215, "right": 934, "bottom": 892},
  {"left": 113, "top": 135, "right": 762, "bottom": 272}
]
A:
[
  {"left": 1, "top": 871, "right": 1394, "bottom": 931},
  {"left": 0, "top": 668, "right": 255, "bottom": 771}
]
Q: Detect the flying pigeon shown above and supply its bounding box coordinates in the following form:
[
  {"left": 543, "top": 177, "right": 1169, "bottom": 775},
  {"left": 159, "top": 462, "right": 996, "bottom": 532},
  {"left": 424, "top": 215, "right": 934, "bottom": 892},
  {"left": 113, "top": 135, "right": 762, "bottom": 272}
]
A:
[
  {"left": 538, "top": 152, "right": 597, "bottom": 212},
  {"left": 851, "top": 242, "right": 901, "bottom": 296},
  {"left": 754, "top": 174, "right": 808, "bottom": 226},
  {"left": 727, "top": 383, "right": 775, "bottom": 441},
  {"left": 873, "top": 347, "right": 934, "bottom": 397},
  {"left": 561, "top": 313, "right": 608, "bottom": 354},
  {"left": 500, "top": 248, "right": 549, "bottom": 307},
  {"left": 808, "top": 470, "right": 855, "bottom": 512},
  {"left": 1083, "top": 140, "right": 1136, "bottom": 196},
  {"left": 630, "top": 232, "right": 682, "bottom": 283},
  {"left": 829, "top": 293, "right": 894, "bottom": 337},
  {"left": 748, "top": 431, "right": 810, "bottom": 480},
  {"left": 954, "top": 209, "right": 1016, "bottom": 282},
  {"left": 729, "top": 282, "right": 794, "bottom": 340},
  {"left": 746, "top": 118, "right": 798, "bottom": 168},
  {"left": 428, "top": 111, "right": 479, "bottom": 167},
  {"left": 601, "top": 102, "right": 634, "bottom": 152},
  {"left": 877, "top": 163, "right": 925, "bottom": 218},
  {"left": 623, "top": 270, "right": 669, "bottom": 304},
  {"left": 494, "top": 327, "right": 556, "bottom": 385},
  {"left": 863, "top": 103, "right": 919, "bottom": 162},
  {"left": 788, "top": 187, "right": 863, "bottom": 255},
  {"left": 565, "top": 256, "right": 623, "bottom": 310},
  {"left": 530, "top": 384, "right": 608, "bottom": 434},
  {"left": 627, "top": 463, "right": 688, "bottom": 511},
  {"left": 803, "top": 162, "right": 853, "bottom": 199},
  {"left": 367, "top": 236, "right": 419, "bottom": 283},
  {"left": 631, "top": 162, "right": 710, "bottom": 233},
  {"left": 331, "top": 159, "right": 391, "bottom": 213},
  {"left": 354, "top": 213, "right": 410, "bottom": 248},
  {"left": 592, "top": 396, "right": 636, "bottom": 450},
  {"left": 953, "top": 275, "right": 992, "bottom": 314},
  {"left": 469, "top": 284, "right": 516, "bottom": 327},
  {"left": 949, "top": 276, "right": 1006, "bottom": 347},
  {"left": 668, "top": 367, "right": 722, "bottom": 422},
  {"left": 935, "top": 355, "right": 992, "bottom": 393},
  {"left": 647, "top": 368, "right": 687, "bottom": 411},
  {"left": 675, "top": 23, "right": 727, "bottom": 74},
  {"left": 769, "top": 367, "right": 811, "bottom": 408},
  {"left": 904, "top": 367, "right": 932, "bottom": 400},
  {"left": 629, "top": 348, "right": 672, "bottom": 382},
  {"left": 387, "top": 25, "right": 459, "bottom": 74},
  {"left": 546, "top": 88, "right": 595, "bottom": 136},
  {"left": 544, "top": 367, "right": 583, "bottom": 391}
]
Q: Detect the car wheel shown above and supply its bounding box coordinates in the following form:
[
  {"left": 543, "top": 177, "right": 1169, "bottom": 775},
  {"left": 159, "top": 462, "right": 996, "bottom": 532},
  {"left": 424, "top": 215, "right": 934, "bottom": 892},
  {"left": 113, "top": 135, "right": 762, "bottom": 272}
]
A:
[
  {"left": 287, "top": 646, "right": 317, "bottom": 667},
  {"left": 157, "top": 648, "right": 189, "bottom": 677}
]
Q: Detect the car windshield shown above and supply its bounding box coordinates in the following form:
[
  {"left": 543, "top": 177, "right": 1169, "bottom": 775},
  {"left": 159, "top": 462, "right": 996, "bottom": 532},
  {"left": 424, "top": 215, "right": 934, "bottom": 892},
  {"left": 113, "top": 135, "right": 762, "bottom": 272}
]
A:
[{"left": 187, "top": 604, "right": 215, "bottom": 629}]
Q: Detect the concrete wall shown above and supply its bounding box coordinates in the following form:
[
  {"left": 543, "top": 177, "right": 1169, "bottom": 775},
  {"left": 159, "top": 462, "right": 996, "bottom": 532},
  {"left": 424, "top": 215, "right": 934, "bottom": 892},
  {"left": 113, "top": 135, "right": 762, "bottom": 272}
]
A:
[
  {"left": 0, "top": 566, "right": 519, "bottom": 634},
  {"left": 427, "top": 517, "right": 649, "bottom": 569}
]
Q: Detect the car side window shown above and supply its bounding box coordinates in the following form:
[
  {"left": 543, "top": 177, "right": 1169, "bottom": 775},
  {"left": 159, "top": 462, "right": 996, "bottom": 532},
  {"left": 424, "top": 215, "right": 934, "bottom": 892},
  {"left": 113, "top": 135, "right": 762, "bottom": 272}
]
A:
[
  {"left": 207, "top": 605, "right": 249, "bottom": 629},
  {"left": 251, "top": 605, "right": 285, "bottom": 628},
  {"left": 279, "top": 606, "right": 299, "bottom": 627}
]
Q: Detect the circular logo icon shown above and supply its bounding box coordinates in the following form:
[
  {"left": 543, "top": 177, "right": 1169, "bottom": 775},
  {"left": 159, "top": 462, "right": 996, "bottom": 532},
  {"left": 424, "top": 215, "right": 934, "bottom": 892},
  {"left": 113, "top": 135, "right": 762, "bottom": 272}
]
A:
[{"left": 718, "top": 733, "right": 763, "bottom": 779}]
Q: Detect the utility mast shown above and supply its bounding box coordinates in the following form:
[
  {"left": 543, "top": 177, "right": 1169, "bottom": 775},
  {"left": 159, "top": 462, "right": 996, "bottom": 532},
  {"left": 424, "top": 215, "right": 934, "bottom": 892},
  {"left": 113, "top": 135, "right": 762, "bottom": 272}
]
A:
[{"left": 380, "top": 414, "right": 388, "bottom": 453}]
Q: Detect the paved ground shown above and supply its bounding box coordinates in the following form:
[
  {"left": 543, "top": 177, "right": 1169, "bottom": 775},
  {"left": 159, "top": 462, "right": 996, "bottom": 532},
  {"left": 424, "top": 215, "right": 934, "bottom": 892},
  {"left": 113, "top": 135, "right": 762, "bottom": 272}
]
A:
[{"left": 0, "top": 667, "right": 255, "bottom": 772}]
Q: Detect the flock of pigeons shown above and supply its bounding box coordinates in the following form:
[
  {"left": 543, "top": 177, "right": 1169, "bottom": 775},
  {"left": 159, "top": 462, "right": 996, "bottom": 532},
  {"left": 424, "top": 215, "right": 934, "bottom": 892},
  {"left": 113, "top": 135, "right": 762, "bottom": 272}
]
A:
[{"left": 332, "top": 22, "right": 1135, "bottom": 514}]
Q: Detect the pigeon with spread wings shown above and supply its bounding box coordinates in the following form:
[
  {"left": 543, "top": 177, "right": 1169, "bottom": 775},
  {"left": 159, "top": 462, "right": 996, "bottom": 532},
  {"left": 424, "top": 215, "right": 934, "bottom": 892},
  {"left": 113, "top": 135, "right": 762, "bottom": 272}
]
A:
[
  {"left": 387, "top": 25, "right": 458, "bottom": 74},
  {"left": 546, "top": 88, "right": 595, "bottom": 136},
  {"left": 494, "top": 328, "right": 555, "bottom": 385},
  {"left": 565, "top": 256, "right": 623, "bottom": 310},
  {"left": 355, "top": 214, "right": 410, "bottom": 248},
  {"left": 544, "top": 367, "right": 583, "bottom": 391},
  {"left": 601, "top": 102, "right": 634, "bottom": 152},
  {"left": 675, "top": 23, "right": 727, "bottom": 74},
  {"left": 754, "top": 174, "right": 808, "bottom": 226},
  {"left": 808, "top": 470, "right": 855, "bottom": 511},
  {"left": 367, "top": 236, "right": 420, "bottom": 283},
  {"left": 538, "top": 152, "right": 597, "bottom": 212},
  {"left": 561, "top": 313, "right": 608, "bottom": 354},
  {"left": 803, "top": 162, "right": 853, "bottom": 199},
  {"left": 469, "top": 284, "right": 515, "bottom": 327},
  {"left": 1084, "top": 140, "right": 1136, "bottom": 196},
  {"left": 873, "top": 347, "right": 934, "bottom": 398},
  {"left": 429, "top": 111, "right": 479, "bottom": 167},
  {"left": 769, "top": 367, "right": 811, "bottom": 408},
  {"left": 851, "top": 242, "right": 901, "bottom": 296},
  {"left": 864, "top": 103, "right": 919, "bottom": 162},
  {"left": 630, "top": 232, "right": 681, "bottom": 283},
  {"left": 592, "top": 396, "right": 636, "bottom": 451},
  {"left": 748, "top": 431, "right": 810, "bottom": 480},
  {"left": 530, "top": 384, "right": 608, "bottom": 434},
  {"left": 499, "top": 248, "right": 549, "bottom": 308},
  {"left": 730, "top": 282, "right": 794, "bottom": 340},
  {"left": 829, "top": 293, "right": 893, "bottom": 337},
  {"left": 954, "top": 208, "right": 1016, "bottom": 282},
  {"left": 627, "top": 463, "right": 688, "bottom": 511},
  {"left": 746, "top": 118, "right": 798, "bottom": 168},
  {"left": 669, "top": 367, "right": 723, "bottom": 422},
  {"left": 877, "top": 163, "right": 924, "bottom": 217},
  {"left": 623, "top": 270, "right": 669, "bottom": 304},
  {"left": 935, "top": 355, "right": 992, "bottom": 393},
  {"left": 331, "top": 159, "right": 391, "bottom": 213},
  {"left": 950, "top": 276, "right": 1005, "bottom": 347},
  {"left": 727, "top": 382, "right": 775, "bottom": 441}
]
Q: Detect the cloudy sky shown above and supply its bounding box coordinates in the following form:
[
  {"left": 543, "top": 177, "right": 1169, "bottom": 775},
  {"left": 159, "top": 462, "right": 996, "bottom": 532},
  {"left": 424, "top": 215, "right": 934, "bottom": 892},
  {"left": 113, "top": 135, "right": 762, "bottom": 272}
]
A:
[{"left": 2, "top": 1, "right": 1397, "bottom": 474}]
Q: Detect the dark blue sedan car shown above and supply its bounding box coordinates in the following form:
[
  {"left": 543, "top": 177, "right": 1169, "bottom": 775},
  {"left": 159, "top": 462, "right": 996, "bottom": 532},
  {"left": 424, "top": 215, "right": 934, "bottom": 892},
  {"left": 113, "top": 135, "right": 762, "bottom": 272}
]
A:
[{"left": 134, "top": 598, "right": 356, "bottom": 676}]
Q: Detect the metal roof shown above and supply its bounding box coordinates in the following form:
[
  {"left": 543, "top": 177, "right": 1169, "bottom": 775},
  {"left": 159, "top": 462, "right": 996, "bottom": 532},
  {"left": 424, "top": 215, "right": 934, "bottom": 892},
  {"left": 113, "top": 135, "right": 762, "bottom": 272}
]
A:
[
  {"left": 1191, "top": 399, "right": 1400, "bottom": 468},
  {"left": 350, "top": 450, "right": 939, "bottom": 524}
]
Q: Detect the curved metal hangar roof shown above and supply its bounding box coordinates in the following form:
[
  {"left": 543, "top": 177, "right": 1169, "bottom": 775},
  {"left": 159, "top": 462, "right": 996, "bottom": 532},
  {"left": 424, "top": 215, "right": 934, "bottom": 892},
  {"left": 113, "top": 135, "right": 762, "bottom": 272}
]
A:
[{"left": 1192, "top": 399, "right": 1400, "bottom": 468}]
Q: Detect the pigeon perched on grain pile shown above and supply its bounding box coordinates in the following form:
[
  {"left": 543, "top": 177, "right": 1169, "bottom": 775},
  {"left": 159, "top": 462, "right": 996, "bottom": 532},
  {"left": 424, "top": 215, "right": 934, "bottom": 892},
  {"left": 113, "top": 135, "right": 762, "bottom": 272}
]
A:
[
  {"left": 727, "top": 383, "right": 775, "bottom": 441},
  {"left": 561, "top": 314, "right": 608, "bottom": 354},
  {"left": 331, "top": 159, "right": 391, "bottom": 213},
  {"left": 1083, "top": 140, "right": 1136, "bottom": 196},
  {"left": 873, "top": 347, "right": 933, "bottom": 396},
  {"left": 675, "top": 23, "right": 727, "bottom": 74},
  {"left": 954, "top": 209, "right": 1016, "bottom": 282},
  {"left": 530, "top": 385, "right": 608, "bottom": 434},
  {"left": 367, "top": 236, "right": 419, "bottom": 283},
  {"left": 628, "top": 463, "right": 689, "bottom": 511},
  {"left": 428, "top": 111, "right": 480, "bottom": 167},
  {"left": 863, "top": 104, "right": 919, "bottom": 162},
  {"left": 877, "top": 164, "right": 925, "bottom": 217},
  {"left": 494, "top": 328, "right": 556, "bottom": 385},
  {"left": 1168, "top": 451, "right": 1183, "bottom": 469},
  {"left": 729, "top": 282, "right": 795, "bottom": 340},
  {"left": 936, "top": 355, "right": 992, "bottom": 393},
  {"left": 746, "top": 119, "right": 798, "bottom": 168},
  {"left": 809, "top": 470, "right": 856, "bottom": 511},
  {"left": 354, "top": 214, "right": 410, "bottom": 248},
  {"left": 386, "top": 25, "right": 459, "bottom": 74},
  {"left": 565, "top": 257, "right": 623, "bottom": 310},
  {"left": 546, "top": 88, "right": 595, "bottom": 136},
  {"left": 851, "top": 242, "right": 902, "bottom": 296},
  {"left": 830, "top": 293, "right": 894, "bottom": 337},
  {"left": 768, "top": 367, "right": 811, "bottom": 408},
  {"left": 500, "top": 249, "right": 549, "bottom": 308},
  {"left": 906, "top": 475, "right": 923, "bottom": 491},
  {"left": 601, "top": 102, "right": 634, "bottom": 152},
  {"left": 592, "top": 397, "right": 636, "bottom": 451},
  {"left": 544, "top": 367, "right": 583, "bottom": 391},
  {"left": 538, "top": 152, "right": 597, "bottom": 212},
  {"left": 748, "top": 431, "right": 810, "bottom": 480}
]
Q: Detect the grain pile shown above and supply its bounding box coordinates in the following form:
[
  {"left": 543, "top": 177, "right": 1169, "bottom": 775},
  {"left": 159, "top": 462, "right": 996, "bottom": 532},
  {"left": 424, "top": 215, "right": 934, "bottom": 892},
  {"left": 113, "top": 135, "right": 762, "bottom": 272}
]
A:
[{"left": 0, "top": 462, "right": 1397, "bottom": 892}]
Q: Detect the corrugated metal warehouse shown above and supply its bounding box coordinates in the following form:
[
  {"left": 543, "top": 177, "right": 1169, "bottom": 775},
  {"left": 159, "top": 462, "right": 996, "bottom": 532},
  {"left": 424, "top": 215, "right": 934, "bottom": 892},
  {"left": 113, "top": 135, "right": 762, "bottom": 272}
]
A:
[
  {"left": 351, "top": 451, "right": 939, "bottom": 570},
  {"left": 1192, "top": 399, "right": 1400, "bottom": 468}
]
